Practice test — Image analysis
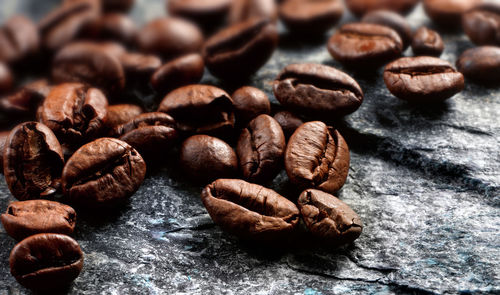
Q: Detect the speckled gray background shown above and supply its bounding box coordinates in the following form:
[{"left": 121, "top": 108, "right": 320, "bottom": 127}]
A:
[{"left": 0, "top": 0, "right": 499, "bottom": 294}]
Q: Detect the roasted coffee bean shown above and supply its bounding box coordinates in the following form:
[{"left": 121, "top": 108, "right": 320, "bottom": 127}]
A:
[
  {"left": 279, "top": 0, "right": 344, "bottom": 35},
  {"left": 273, "top": 63, "right": 364, "bottom": 118},
  {"left": 10, "top": 233, "right": 83, "bottom": 290},
  {"left": 361, "top": 9, "right": 413, "bottom": 50},
  {"left": 105, "top": 104, "right": 143, "bottom": 130},
  {"left": 285, "top": 121, "right": 350, "bottom": 194},
  {"left": 423, "top": 0, "right": 481, "bottom": 27},
  {"left": 52, "top": 42, "right": 125, "bottom": 93},
  {"left": 203, "top": 18, "right": 278, "bottom": 80},
  {"left": 384, "top": 56, "right": 465, "bottom": 102},
  {"left": 62, "top": 138, "right": 146, "bottom": 208},
  {"left": 150, "top": 54, "right": 205, "bottom": 94},
  {"left": 237, "top": 115, "right": 285, "bottom": 183},
  {"left": 137, "top": 18, "right": 204, "bottom": 61},
  {"left": 0, "top": 131, "right": 9, "bottom": 172},
  {"left": 0, "top": 15, "right": 39, "bottom": 64},
  {"left": 3, "top": 122, "right": 64, "bottom": 200},
  {"left": 232, "top": 86, "right": 271, "bottom": 126},
  {"left": 119, "top": 52, "right": 162, "bottom": 81},
  {"left": 327, "top": 23, "right": 403, "bottom": 68},
  {"left": 1, "top": 200, "right": 76, "bottom": 241},
  {"left": 180, "top": 135, "right": 238, "bottom": 183},
  {"left": 41, "top": 83, "right": 108, "bottom": 144},
  {"left": 411, "top": 27, "right": 444, "bottom": 57},
  {"left": 113, "top": 112, "right": 178, "bottom": 161},
  {"left": 456, "top": 46, "right": 500, "bottom": 84},
  {"left": 39, "top": 0, "right": 100, "bottom": 51},
  {"left": 98, "top": 41, "right": 127, "bottom": 57},
  {"left": 0, "top": 62, "right": 13, "bottom": 93},
  {"left": 345, "top": 0, "right": 419, "bottom": 17},
  {"left": 0, "top": 80, "right": 51, "bottom": 116},
  {"left": 201, "top": 179, "right": 300, "bottom": 241},
  {"left": 462, "top": 2, "right": 500, "bottom": 46},
  {"left": 81, "top": 13, "right": 137, "bottom": 44},
  {"left": 158, "top": 85, "right": 234, "bottom": 136},
  {"left": 273, "top": 111, "right": 304, "bottom": 140},
  {"left": 167, "top": 0, "right": 232, "bottom": 29},
  {"left": 229, "top": 0, "right": 278, "bottom": 24},
  {"left": 298, "top": 189, "right": 362, "bottom": 245}
]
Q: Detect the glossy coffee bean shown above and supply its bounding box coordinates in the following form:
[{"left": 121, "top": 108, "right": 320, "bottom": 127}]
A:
[
  {"left": 411, "top": 27, "right": 444, "bottom": 57},
  {"left": 167, "top": 0, "right": 232, "bottom": 29},
  {"left": 232, "top": 86, "right": 271, "bottom": 126},
  {"left": 203, "top": 18, "right": 278, "bottom": 80},
  {"left": 137, "top": 18, "right": 204, "bottom": 61},
  {"left": 229, "top": 0, "right": 278, "bottom": 24},
  {"left": 423, "top": 0, "right": 481, "bottom": 27},
  {"left": 150, "top": 54, "right": 205, "bottom": 94},
  {"left": 273, "top": 111, "right": 304, "bottom": 140},
  {"left": 0, "top": 15, "right": 39, "bottom": 64},
  {"left": 345, "top": 0, "right": 419, "bottom": 17},
  {"left": 0, "top": 79, "right": 51, "bottom": 116},
  {"left": 298, "top": 189, "right": 363, "bottom": 246},
  {"left": 201, "top": 179, "right": 300, "bottom": 241},
  {"left": 237, "top": 115, "right": 285, "bottom": 183},
  {"left": 0, "top": 131, "right": 9, "bottom": 172},
  {"left": 328, "top": 23, "right": 403, "bottom": 68},
  {"left": 158, "top": 85, "right": 234, "bottom": 136},
  {"left": 3, "top": 122, "right": 64, "bottom": 200},
  {"left": 0, "top": 62, "right": 13, "bottom": 93},
  {"left": 273, "top": 63, "right": 364, "bottom": 118},
  {"left": 41, "top": 83, "right": 108, "bottom": 144},
  {"left": 105, "top": 104, "right": 143, "bottom": 130},
  {"left": 119, "top": 52, "right": 162, "bottom": 81},
  {"left": 285, "top": 121, "right": 350, "bottom": 194},
  {"left": 279, "top": 0, "right": 344, "bottom": 35},
  {"left": 82, "top": 13, "right": 137, "bottom": 45},
  {"left": 62, "top": 138, "right": 146, "bottom": 208},
  {"left": 180, "top": 135, "right": 238, "bottom": 183},
  {"left": 384, "top": 56, "right": 465, "bottom": 102},
  {"left": 10, "top": 233, "right": 83, "bottom": 290},
  {"left": 456, "top": 46, "right": 500, "bottom": 84},
  {"left": 1, "top": 200, "right": 76, "bottom": 241},
  {"left": 361, "top": 9, "right": 413, "bottom": 50},
  {"left": 462, "top": 2, "right": 500, "bottom": 46}
]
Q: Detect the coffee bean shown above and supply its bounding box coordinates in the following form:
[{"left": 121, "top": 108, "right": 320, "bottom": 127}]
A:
[
  {"left": 384, "top": 56, "right": 465, "bottom": 102},
  {"left": 3, "top": 122, "right": 64, "bottom": 200},
  {"left": 462, "top": 2, "right": 500, "bottom": 46},
  {"left": 137, "top": 18, "right": 204, "bottom": 61},
  {"left": 158, "top": 85, "right": 234, "bottom": 136},
  {"left": 119, "top": 52, "right": 162, "bottom": 81},
  {"left": 98, "top": 41, "right": 127, "bottom": 57},
  {"left": 1, "top": 200, "right": 76, "bottom": 241},
  {"left": 423, "top": 0, "right": 481, "bottom": 27},
  {"left": 203, "top": 18, "right": 278, "bottom": 80},
  {"left": 285, "top": 121, "right": 350, "bottom": 194},
  {"left": 411, "top": 27, "right": 444, "bottom": 57},
  {"left": 0, "top": 62, "right": 13, "bottom": 93},
  {"left": 105, "top": 104, "right": 144, "bottom": 130},
  {"left": 0, "top": 131, "right": 9, "bottom": 172},
  {"left": 201, "top": 178, "right": 300, "bottom": 241},
  {"left": 81, "top": 13, "right": 138, "bottom": 45},
  {"left": 279, "top": 0, "right": 344, "bottom": 35},
  {"left": 180, "top": 135, "right": 238, "bottom": 183},
  {"left": 232, "top": 86, "right": 271, "bottom": 126},
  {"left": 62, "top": 138, "right": 146, "bottom": 208},
  {"left": 9, "top": 233, "right": 83, "bottom": 290},
  {"left": 345, "top": 0, "right": 419, "bottom": 17},
  {"left": 52, "top": 42, "right": 126, "bottom": 93},
  {"left": 167, "top": 0, "right": 232, "bottom": 29},
  {"left": 0, "top": 15, "right": 39, "bottom": 64},
  {"left": 362, "top": 9, "right": 413, "bottom": 50},
  {"left": 41, "top": 83, "right": 108, "bottom": 144},
  {"left": 327, "top": 23, "right": 403, "bottom": 68},
  {"left": 456, "top": 46, "right": 500, "bottom": 84},
  {"left": 101, "top": 0, "right": 135, "bottom": 12},
  {"left": 150, "top": 54, "right": 205, "bottom": 94},
  {"left": 0, "top": 79, "right": 51, "bottom": 116},
  {"left": 229, "top": 0, "right": 278, "bottom": 24},
  {"left": 273, "top": 111, "right": 304, "bottom": 140},
  {"left": 298, "top": 189, "right": 362, "bottom": 245},
  {"left": 273, "top": 63, "right": 364, "bottom": 118}
]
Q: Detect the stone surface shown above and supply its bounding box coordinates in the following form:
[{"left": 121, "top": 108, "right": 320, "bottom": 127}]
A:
[{"left": 0, "top": 1, "right": 499, "bottom": 294}]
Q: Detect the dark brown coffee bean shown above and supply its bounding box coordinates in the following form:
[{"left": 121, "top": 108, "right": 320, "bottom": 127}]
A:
[
  {"left": 98, "top": 41, "right": 127, "bottom": 57},
  {"left": 463, "top": 2, "right": 500, "bottom": 46},
  {"left": 0, "top": 131, "right": 9, "bottom": 172},
  {"left": 298, "top": 189, "right": 362, "bottom": 246},
  {"left": 412, "top": 27, "right": 444, "bottom": 57},
  {"left": 113, "top": 112, "right": 178, "bottom": 161},
  {"left": 384, "top": 56, "right": 465, "bottom": 102},
  {"left": 423, "top": 0, "right": 481, "bottom": 27},
  {"left": 137, "top": 18, "right": 204, "bottom": 61},
  {"left": 41, "top": 83, "right": 108, "bottom": 144},
  {"left": 0, "top": 79, "right": 51, "bottom": 116},
  {"left": 10, "top": 233, "right": 83, "bottom": 290},
  {"left": 237, "top": 115, "right": 285, "bottom": 183},
  {"left": 456, "top": 46, "right": 500, "bottom": 84},
  {"left": 361, "top": 9, "right": 413, "bottom": 50},
  {"left": 150, "top": 54, "right": 205, "bottom": 94},
  {"left": 167, "top": 0, "right": 232, "bottom": 29},
  {"left": 81, "top": 13, "right": 138, "bottom": 45},
  {"left": 105, "top": 104, "right": 143, "bottom": 130},
  {"left": 158, "top": 85, "right": 234, "bottom": 136},
  {"left": 180, "top": 135, "right": 238, "bottom": 183},
  {"left": 119, "top": 52, "right": 162, "bottom": 81},
  {"left": 346, "top": 0, "right": 419, "bottom": 17},
  {"left": 0, "top": 62, "right": 13, "bottom": 93},
  {"left": 285, "top": 121, "right": 350, "bottom": 194},
  {"left": 273, "top": 63, "right": 364, "bottom": 118},
  {"left": 279, "top": 0, "right": 344, "bottom": 35},
  {"left": 203, "top": 18, "right": 278, "bottom": 80},
  {"left": 273, "top": 111, "right": 304, "bottom": 140},
  {"left": 62, "top": 138, "right": 146, "bottom": 208},
  {"left": 327, "top": 23, "right": 403, "bottom": 68},
  {"left": 201, "top": 178, "right": 300, "bottom": 242},
  {"left": 229, "top": 0, "right": 278, "bottom": 24},
  {"left": 232, "top": 86, "right": 271, "bottom": 126},
  {"left": 0, "top": 15, "right": 39, "bottom": 64},
  {"left": 3, "top": 122, "right": 64, "bottom": 200},
  {"left": 1, "top": 200, "right": 76, "bottom": 241}
]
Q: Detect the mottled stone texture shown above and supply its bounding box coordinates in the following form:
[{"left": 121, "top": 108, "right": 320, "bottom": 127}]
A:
[{"left": 0, "top": 1, "right": 499, "bottom": 294}]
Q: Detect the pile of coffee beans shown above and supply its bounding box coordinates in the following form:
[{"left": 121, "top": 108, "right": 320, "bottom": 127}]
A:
[{"left": 0, "top": 0, "right": 498, "bottom": 291}]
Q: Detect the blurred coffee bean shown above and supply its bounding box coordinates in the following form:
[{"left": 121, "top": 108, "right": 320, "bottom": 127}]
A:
[
  {"left": 345, "top": 0, "right": 419, "bottom": 17},
  {"left": 279, "top": 0, "right": 344, "bottom": 35},
  {"left": 102, "top": 0, "right": 135, "bottom": 12},
  {"left": 229, "top": 0, "right": 278, "bottom": 24},
  {"left": 81, "top": 13, "right": 137, "bottom": 45},
  {"left": 462, "top": 2, "right": 500, "bottom": 46},
  {"left": 273, "top": 111, "right": 304, "bottom": 140},
  {"left": 167, "top": 0, "right": 232, "bottom": 30},
  {"left": 0, "top": 80, "right": 51, "bottom": 116},
  {"left": 0, "top": 15, "right": 39, "bottom": 64},
  {"left": 0, "top": 131, "right": 9, "bottom": 172},
  {"left": 423, "top": 0, "right": 481, "bottom": 27},
  {"left": 412, "top": 27, "right": 444, "bottom": 57},
  {"left": 456, "top": 46, "right": 500, "bottom": 84},
  {"left": 105, "top": 104, "right": 144, "bottom": 131},
  {"left": 119, "top": 52, "right": 162, "bottom": 81},
  {"left": 0, "top": 62, "right": 13, "bottom": 93},
  {"left": 361, "top": 9, "right": 413, "bottom": 50},
  {"left": 232, "top": 86, "right": 271, "bottom": 126},
  {"left": 150, "top": 54, "right": 205, "bottom": 94}
]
